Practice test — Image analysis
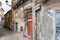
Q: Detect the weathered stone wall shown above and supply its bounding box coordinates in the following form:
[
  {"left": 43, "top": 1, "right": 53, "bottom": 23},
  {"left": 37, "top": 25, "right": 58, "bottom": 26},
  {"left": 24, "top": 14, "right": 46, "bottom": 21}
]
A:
[
  {"left": 40, "top": 2, "right": 60, "bottom": 40},
  {"left": 37, "top": 10, "right": 41, "bottom": 40},
  {"left": 41, "top": 9, "right": 53, "bottom": 40},
  {"left": 37, "top": 5, "right": 45, "bottom": 40}
]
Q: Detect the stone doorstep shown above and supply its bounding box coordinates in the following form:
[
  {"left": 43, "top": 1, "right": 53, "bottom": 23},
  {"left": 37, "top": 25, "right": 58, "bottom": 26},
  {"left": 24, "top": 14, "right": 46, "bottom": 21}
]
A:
[{"left": 23, "top": 34, "right": 32, "bottom": 40}]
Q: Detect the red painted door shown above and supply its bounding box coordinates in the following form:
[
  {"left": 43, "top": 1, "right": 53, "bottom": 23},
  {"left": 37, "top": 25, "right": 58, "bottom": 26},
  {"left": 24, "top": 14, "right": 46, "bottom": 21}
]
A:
[
  {"left": 28, "top": 21, "right": 32, "bottom": 36},
  {"left": 24, "top": 8, "right": 32, "bottom": 37}
]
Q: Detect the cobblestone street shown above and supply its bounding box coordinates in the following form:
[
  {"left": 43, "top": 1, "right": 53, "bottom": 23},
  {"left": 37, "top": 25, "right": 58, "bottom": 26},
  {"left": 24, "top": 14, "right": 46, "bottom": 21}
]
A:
[
  {"left": 0, "top": 27, "right": 29, "bottom": 40},
  {"left": 0, "top": 33, "right": 29, "bottom": 40}
]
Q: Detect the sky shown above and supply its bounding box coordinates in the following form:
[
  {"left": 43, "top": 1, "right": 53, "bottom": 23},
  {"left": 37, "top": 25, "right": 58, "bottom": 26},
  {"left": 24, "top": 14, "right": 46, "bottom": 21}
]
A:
[
  {"left": 0, "top": 0, "right": 11, "bottom": 14},
  {"left": 0, "top": 0, "right": 11, "bottom": 21}
]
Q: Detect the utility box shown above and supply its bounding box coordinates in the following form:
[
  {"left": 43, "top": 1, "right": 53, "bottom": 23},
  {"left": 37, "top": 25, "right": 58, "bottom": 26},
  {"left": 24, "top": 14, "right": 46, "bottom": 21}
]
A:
[{"left": 48, "top": 10, "right": 60, "bottom": 40}]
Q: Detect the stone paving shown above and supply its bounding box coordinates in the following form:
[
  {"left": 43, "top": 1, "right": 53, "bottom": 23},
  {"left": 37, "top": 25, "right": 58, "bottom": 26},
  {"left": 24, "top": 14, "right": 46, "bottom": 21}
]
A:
[
  {"left": 0, "top": 33, "right": 29, "bottom": 40},
  {"left": 0, "top": 28, "right": 29, "bottom": 40}
]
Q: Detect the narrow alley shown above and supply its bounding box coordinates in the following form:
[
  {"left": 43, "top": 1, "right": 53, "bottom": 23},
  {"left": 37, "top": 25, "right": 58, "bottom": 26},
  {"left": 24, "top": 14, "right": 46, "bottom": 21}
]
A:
[{"left": 0, "top": 0, "right": 60, "bottom": 40}]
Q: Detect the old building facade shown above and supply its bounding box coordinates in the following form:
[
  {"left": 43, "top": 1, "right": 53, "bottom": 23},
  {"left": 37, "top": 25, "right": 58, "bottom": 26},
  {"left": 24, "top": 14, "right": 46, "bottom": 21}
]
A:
[
  {"left": 4, "top": 10, "right": 12, "bottom": 30},
  {"left": 39, "top": 0, "right": 60, "bottom": 40},
  {"left": 4, "top": 0, "right": 60, "bottom": 40},
  {"left": 12, "top": 0, "right": 41, "bottom": 40}
]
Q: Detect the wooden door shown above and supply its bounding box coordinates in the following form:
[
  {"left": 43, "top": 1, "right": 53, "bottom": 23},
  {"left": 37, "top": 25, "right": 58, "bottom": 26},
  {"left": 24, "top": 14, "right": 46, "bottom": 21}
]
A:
[
  {"left": 28, "top": 21, "right": 32, "bottom": 36},
  {"left": 24, "top": 8, "right": 32, "bottom": 36}
]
